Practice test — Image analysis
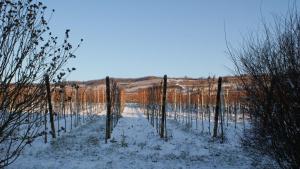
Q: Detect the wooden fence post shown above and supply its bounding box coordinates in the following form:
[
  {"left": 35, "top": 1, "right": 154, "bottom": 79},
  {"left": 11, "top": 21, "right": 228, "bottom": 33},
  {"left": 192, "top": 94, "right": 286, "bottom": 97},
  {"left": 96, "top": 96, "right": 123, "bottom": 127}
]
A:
[
  {"left": 75, "top": 85, "right": 79, "bottom": 127},
  {"left": 213, "top": 77, "right": 222, "bottom": 138},
  {"left": 105, "top": 76, "right": 111, "bottom": 143},
  {"left": 43, "top": 102, "right": 48, "bottom": 143},
  {"left": 45, "top": 74, "right": 56, "bottom": 139},
  {"left": 208, "top": 77, "right": 211, "bottom": 134},
  {"left": 173, "top": 90, "right": 176, "bottom": 118},
  {"left": 160, "top": 75, "right": 167, "bottom": 139}
]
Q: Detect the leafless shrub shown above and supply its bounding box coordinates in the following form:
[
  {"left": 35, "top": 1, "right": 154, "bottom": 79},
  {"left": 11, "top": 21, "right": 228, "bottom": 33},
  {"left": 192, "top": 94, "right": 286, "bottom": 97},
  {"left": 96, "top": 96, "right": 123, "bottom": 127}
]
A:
[
  {"left": 0, "top": 0, "right": 82, "bottom": 167},
  {"left": 230, "top": 8, "right": 300, "bottom": 169}
]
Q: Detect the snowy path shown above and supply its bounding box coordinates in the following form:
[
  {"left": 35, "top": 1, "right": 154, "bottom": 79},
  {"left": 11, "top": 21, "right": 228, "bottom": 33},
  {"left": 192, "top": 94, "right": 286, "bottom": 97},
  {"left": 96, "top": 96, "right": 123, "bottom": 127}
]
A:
[
  {"left": 9, "top": 106, "right": 266, "bottom": 169},
  {"left": 103, "top": 106, "right": 253, "bottom": 169}
]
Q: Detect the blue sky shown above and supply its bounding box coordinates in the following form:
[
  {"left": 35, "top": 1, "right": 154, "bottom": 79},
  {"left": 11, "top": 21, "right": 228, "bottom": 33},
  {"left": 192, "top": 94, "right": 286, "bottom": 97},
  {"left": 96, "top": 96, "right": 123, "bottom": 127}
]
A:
[{"left": 43, "top": 0, "right": 298, "bottom": 81}]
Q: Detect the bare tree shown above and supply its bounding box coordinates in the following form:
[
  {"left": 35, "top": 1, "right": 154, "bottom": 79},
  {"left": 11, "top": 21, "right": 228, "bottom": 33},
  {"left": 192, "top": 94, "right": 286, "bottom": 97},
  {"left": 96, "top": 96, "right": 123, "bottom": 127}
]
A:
[
  {"left": 0, "top": 0, "right": 82, "bottom": 167},
  {"left": 230, "top": 8, "right": 300, "bottom": 169}
]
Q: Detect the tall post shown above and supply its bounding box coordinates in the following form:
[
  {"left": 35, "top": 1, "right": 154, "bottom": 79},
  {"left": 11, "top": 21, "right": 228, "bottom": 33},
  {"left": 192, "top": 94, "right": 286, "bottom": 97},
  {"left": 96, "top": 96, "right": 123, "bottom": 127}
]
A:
[
  {"left": 196, "top": 89, "right": 199, "bottom": 129},
  {"left": 160, "top": 75, "right": 167, "bottom": 139},
  {"left": 59, "top": 86, "right": 66, "bottom": 133},
  {"left": 188, "top": 90, "right": 191, "bottom": 126},
  {"left": 43, "top": 102, "right": 48, "bottom": 143},
  {"left": 226, "top": 89, "right": 229, "bottom": 126},
  {"left": 213, "top": 77, "right": 222, "bottom": 138},
  {"left": 45, "top": 75, "right": 56, "bottom": 139},
  {"left": 70, "top": 92, "right": 73, "bottom": 130},
  {"left": 75, "top": 85, "right": 79, "bottom": 127},
  {"left": 105, "top": 76, "right": 111, "bottom": 143},
  {"left": 234, "top": 102, "right": 237, "bottom": 129},
  {"left": 208, "top": 77, "right": 211, "bottom": 134},
  {"left": 201, "top": 88, "right": 204, "bottom": 132},
  {"left": 174, "top": 89, "right": 177, "bottom": 120},
  {"left": 179, "top": 90, "right": 182, "bottom": 122}
]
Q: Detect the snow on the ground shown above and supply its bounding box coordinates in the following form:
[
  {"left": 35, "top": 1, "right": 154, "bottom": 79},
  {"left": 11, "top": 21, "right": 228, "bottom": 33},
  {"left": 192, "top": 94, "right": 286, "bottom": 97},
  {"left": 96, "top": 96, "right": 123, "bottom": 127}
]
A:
[
  {"left": 8, "top": 105, "right": 276, "bottom": 169},
  {"left": 105, "top": 106, "right": 252, "bottom": 169},
  {"left": 8, "top": 114, "right": 106, "bottom": 169}
]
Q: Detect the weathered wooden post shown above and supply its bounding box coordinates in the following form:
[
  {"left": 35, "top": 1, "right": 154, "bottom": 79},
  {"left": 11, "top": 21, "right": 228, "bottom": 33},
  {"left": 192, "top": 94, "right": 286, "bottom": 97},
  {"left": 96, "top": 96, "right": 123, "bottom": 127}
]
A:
[
  {"left": 143, "top": 90, "right": 146, "bottom": 114},
  {"left": 196, "top": 89, "right": 199, "bottom": 129},
  {"left": 226, "top": 89, "right": 229, "bottom": 127},
  {"left": 201, "top": 88, "right": 204, "bottom": 132},
  {"left": 45, "top": 74, "right": 56, "bottom": 139},
  {"left": 146, "top": 88, "right": 149, "bottom": 121},
  {"left": 105, "top": 76, "right": 111, "bottom": 143},
  {"left": 188, "top": 89, "right": 191, "bottom": 127},
  {"left": 174, "top": 89, "right": 177, "bottom": 120},
  {"left": 179, "top": 90, "right": 182, "bottom": 122},
  {"left": 60, "top": 85, "right": 66, "bottom": 133},
  {"left": 242, "top": 105, "right": 245, "bottom": 131},
  {"left": 213, "top": 77, "right": 222, "bottom": 138},
  {"left": 208, "top": 77, "right": 211, "bottom": 134},
  {"left": 160, "top": 75, "right": 167, "bottom": 139},
  {"left": 63, "top": 87, "right": 66, "bottom": 132},
  {"left": 43, "top": 102, "right": 48, "bottom": 143},
  {"left": 69, "top": 95, "right": 73, "bottom": 130},
  {"left": 234, "top": 102, "right": 237, "bottom": 129},
  {"left": 75, "top": 85, "right": 79, "bottom": 127}
]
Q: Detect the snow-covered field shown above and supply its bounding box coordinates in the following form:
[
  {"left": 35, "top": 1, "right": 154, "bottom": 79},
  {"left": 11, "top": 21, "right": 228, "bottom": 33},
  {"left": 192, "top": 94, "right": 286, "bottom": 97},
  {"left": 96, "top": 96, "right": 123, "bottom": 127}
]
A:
[{"left": 8, "top": 105, "right": 277, "bottom": 169}]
